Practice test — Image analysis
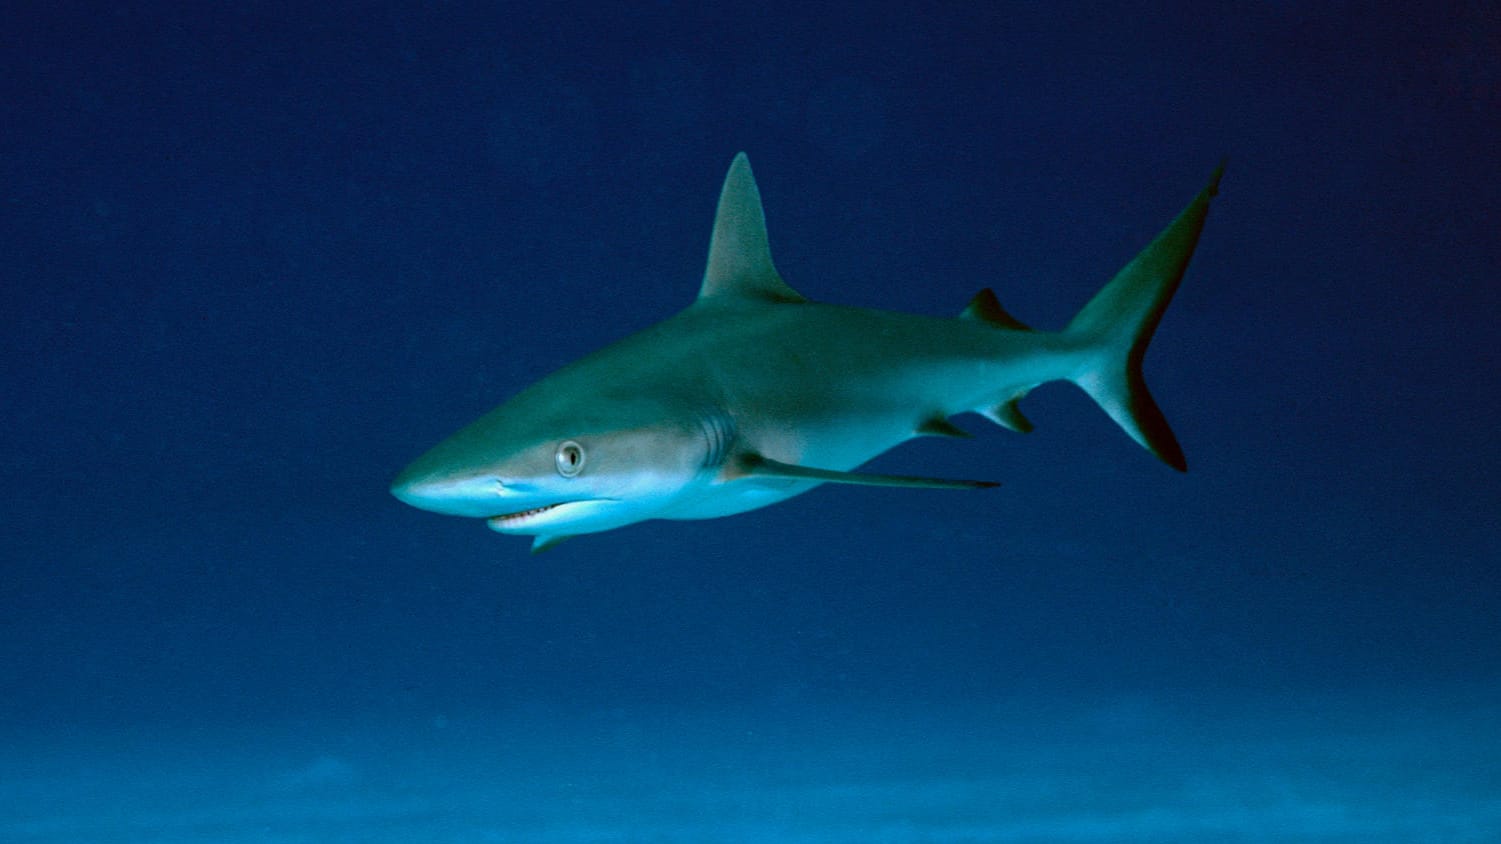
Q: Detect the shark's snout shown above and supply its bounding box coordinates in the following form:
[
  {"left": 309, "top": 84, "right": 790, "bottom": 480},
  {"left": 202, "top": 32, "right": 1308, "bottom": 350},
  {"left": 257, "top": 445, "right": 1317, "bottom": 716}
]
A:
[{"left": 390, "top": 469, "right": 508, "bottom": 518}]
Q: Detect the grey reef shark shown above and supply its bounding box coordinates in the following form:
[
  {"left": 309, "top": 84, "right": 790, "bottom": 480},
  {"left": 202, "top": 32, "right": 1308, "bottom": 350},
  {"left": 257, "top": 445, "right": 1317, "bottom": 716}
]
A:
[{"left": 392, "top": 153, "right": 1224, "bottom": 552}]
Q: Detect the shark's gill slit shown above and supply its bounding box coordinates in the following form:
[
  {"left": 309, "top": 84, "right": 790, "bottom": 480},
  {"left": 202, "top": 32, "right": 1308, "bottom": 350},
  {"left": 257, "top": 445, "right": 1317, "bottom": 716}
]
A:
[{"left": 700, "top": 412, "right": 736, "bottom": 469}]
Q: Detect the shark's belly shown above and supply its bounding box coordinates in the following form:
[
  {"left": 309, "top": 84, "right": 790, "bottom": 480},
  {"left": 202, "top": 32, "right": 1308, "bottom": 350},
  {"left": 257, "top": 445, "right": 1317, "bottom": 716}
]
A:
[{"left": 662, "top": 476, "right": 820, "bottom": 521}]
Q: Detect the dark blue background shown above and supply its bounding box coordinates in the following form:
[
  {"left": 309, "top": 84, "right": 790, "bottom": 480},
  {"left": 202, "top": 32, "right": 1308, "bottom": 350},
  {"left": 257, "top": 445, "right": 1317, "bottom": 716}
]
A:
[{"left": 3, "top": 0, "right": 1497, "bottom": 777}]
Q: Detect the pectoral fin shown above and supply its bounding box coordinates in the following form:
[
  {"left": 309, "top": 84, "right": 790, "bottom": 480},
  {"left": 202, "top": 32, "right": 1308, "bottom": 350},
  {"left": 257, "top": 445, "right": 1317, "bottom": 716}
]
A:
[
  {"left": 530, "top": 534, "right": 571, "bottom": 554},
  {"left": 730, "top": 453, "right": 998, "bottom": 490}
]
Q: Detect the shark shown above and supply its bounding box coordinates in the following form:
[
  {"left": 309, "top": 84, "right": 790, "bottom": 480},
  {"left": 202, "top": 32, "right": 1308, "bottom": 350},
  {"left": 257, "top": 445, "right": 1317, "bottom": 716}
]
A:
[{"left": 391, "top": 153, "right": 1223, "bottom": 551}]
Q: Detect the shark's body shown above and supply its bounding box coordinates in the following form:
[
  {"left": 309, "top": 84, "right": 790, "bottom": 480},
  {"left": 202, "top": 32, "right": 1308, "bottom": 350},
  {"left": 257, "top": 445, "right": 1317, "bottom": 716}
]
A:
[{"left": 392, "top": 154, "right": 1223, "bottom": 551}]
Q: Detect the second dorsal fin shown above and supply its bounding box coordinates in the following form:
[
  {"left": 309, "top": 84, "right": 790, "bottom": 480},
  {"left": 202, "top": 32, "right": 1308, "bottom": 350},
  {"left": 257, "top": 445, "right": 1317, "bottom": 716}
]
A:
[{"left": 961, "top": 288, "right": 1031, "bottom": 330}]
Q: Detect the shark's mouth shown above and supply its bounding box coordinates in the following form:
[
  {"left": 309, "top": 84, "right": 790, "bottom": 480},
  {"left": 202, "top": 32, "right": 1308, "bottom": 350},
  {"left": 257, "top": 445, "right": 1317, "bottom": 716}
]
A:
[
  {"left": 486, "top": 500, "right": 608, "bottom": 531},
  {"left": 488, "top": 503, "right": 566, "bottom": 525},
  {"left": 485, "top": 498, "right": 621, "bottom": 534}
]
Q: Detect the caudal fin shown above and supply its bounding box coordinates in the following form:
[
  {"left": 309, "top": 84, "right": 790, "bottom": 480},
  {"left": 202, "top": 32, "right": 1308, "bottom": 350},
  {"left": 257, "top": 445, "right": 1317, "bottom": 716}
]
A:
[{"left": 1065, "top": 163, "right": 1225, "bottom": 472}]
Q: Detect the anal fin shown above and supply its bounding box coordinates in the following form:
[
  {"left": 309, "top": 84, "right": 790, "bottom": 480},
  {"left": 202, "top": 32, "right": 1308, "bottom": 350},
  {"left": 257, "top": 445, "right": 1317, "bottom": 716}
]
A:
[{"left": 982, "top": 396, "right": 1033, "bottom": 433}]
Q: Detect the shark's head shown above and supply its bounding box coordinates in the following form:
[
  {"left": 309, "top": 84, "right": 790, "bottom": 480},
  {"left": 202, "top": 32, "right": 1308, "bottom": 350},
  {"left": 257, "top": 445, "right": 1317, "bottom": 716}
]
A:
[{"left": 390, "top": 384, "right": 730, "bottom": 546}]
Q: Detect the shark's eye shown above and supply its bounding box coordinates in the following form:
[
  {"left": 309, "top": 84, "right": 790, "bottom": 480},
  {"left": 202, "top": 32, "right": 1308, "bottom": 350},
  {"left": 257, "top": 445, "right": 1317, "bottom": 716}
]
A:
[{"left": 555, "top": 440, "right": 586, "bottom": 478}]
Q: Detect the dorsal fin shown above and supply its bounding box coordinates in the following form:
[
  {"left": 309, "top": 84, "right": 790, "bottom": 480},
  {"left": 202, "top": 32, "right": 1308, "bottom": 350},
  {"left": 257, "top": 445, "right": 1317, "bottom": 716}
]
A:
[{"left": 697, "top": 153, "right": 807, "bottom": 303}]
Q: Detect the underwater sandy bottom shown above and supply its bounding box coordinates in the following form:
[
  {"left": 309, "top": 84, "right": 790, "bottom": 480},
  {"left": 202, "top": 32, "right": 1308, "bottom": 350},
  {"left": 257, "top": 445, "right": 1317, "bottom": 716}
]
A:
[{"left": 4, "top": 694, "right": 1498, "bottom": 843}]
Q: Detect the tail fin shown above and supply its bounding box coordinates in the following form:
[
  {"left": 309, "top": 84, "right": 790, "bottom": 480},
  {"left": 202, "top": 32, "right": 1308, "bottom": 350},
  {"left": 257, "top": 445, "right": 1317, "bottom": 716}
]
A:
[{"left": 1065, "top": 162, "right": 1225, "bottom": 472}]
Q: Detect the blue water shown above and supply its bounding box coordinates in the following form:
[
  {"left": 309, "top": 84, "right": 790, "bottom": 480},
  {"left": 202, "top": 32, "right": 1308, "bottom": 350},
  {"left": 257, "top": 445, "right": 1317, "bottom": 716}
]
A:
[{"left": 4, "top": 3, "right": 1499, "bottom": 840}]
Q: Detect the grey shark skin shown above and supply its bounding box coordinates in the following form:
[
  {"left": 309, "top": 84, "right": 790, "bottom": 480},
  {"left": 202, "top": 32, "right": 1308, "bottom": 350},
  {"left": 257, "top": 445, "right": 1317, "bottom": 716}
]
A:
[{"left": 392, "top": 154, "right": 1223, "bottom": 552}]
